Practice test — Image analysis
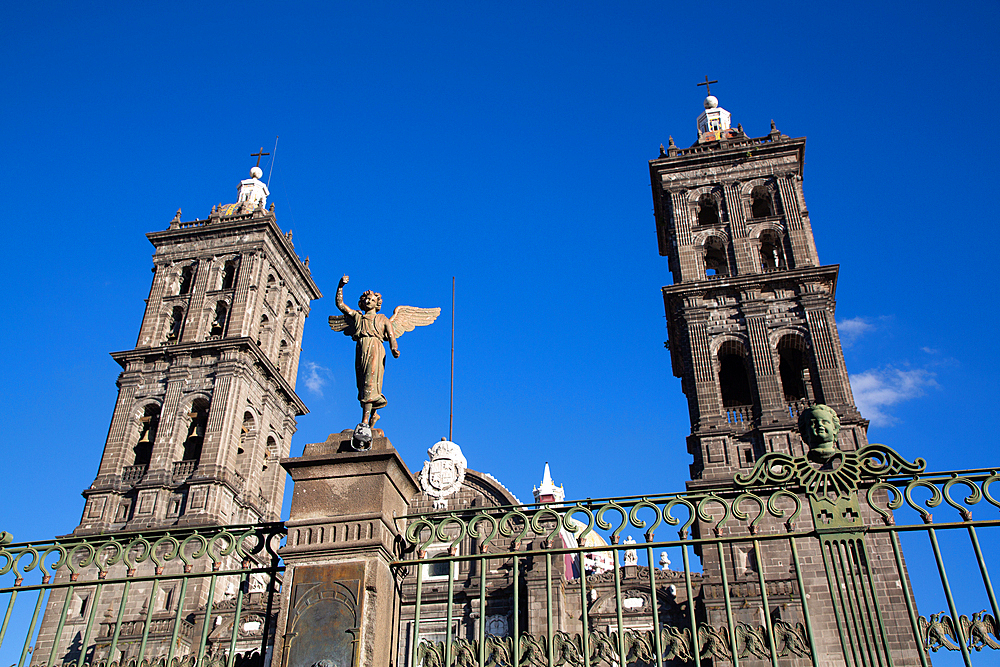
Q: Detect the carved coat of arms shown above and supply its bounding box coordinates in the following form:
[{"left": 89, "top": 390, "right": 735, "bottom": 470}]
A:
[{"left": 419, "top": 440, "right": 467, "bottom": 508}]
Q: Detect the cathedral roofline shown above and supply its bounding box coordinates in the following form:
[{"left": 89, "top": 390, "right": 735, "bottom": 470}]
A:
[
  {"left": 110, "top": 336, "right": 310, "bottom": 416},
  {"left": 148, "top": 212, "right": 322, "bottom": 301},
  {"left": 650, "top": 134, "right": 804, "bottom": 179}
]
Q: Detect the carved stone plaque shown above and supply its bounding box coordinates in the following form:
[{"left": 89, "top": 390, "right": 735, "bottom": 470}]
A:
[{"left": 283, "top": 563, "right": 364, "bottom": 667}]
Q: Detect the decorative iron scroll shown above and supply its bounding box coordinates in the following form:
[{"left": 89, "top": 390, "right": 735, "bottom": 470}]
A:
[
  {"left": 401, "top": 467, "right": 1000, "bottom": 554},
  {"left": 0, "top": 523, "right": 285, "bottom": 587},
  {"left": 866, "top": 470, "right": 1000, "bottom": 525},
  {"left": 402, "top": 490, "right": 808, "bottom": 553},
  {"left": 917, "top": 611, "right": 1000, "bottom": 652},
  {"left": 734, "top": 444, "right": 926, "bottom": 500},
  {"left": 415, "top": 621, "right": 810, "bottom": 666}
]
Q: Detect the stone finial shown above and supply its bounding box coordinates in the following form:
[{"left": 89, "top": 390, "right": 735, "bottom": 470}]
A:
[
  {"left": 269, "top": 202, "right": 275, "bottom": 213},
  {"left": 237, "top": 169, "right": 269, "bottom": 210},
  {"left": 533, "top": 462, "right": 565, "bottom": 504},
  {"left": 170, "top": 208, "right": 182, "bottom": 228},
  {"left": 668, "top": 136, "right": 676, "bottom": 147},
  {"left": 622, "top": 536, "right": 638, "bottom": 566},
  {"left": 737, "top": 123, "right": 744, "bottom": 133},
  {"left": 659, "top": 143, "right": 666, "bottom": 157}
]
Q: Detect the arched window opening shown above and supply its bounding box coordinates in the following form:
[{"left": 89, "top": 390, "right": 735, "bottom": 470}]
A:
[
  {"left": 166, "top": 306, "right": 184, "bottom": 342},
  {"left": 704, "top": 237, "right": 729, "bottom": 278},
  {"left": 133, "top": 405, "right": 160, "bottom": 466},
  {"left": 285, "top": 300, "right": 294, "bottom": 316},
  {"left": 758, "top": 231, "right": 786, "bottom": 271},
  {"left": 718, "top": 343, "right": 753, "bottom": 408},
  {"left": 221, "top": 259, "right": 238, "bottom": 290},
  {"left": 777, "top": 336, "right": 814, "bottom": 404},
  {"left": 750, "top": 186, "right": 774, "bottom": 218},
  {"left": 182, "top": 401, "right": 209, "bottom": 463},
  {"left": 238, "top": 412, "right": 254, "bottom": 458},
  {"left": 278, "top": 340, "right": 289, "bottom": 368},
  {"left": 264, "top": 436, "right": 277, "bottom": 472},
  {"left": 178, "top": 266, "right": 194, "bottom": 295},
  {"left": 265, "top": 274, "right": 277, "bottom": 307},
  {"left": 258, "top": 314, "right": 270, "bottom": 348},
  {"left": 210, "top": 301, "right": 228, "bottom": 337},
  {"left": 697, "top": 194, "right": 720, "bottom": 226}
]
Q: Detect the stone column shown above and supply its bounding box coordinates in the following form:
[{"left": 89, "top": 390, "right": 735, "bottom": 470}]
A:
[
  {"left": 724, "top": 182, "right": 756, "bottom": 276},
  {"left": 273, "top": 430, "right": 419, "bottom": 667}
]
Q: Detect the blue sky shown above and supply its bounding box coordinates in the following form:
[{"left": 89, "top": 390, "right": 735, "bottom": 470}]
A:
[{"left": 1, "top": 1, "right": 998, "bottom": 552}]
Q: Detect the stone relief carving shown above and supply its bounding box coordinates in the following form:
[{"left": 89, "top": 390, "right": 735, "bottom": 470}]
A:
[{"left": 418, "top": 440, "right": 467, "bottom": 510}]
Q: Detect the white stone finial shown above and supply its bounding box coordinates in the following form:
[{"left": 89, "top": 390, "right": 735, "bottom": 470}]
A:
[
  {"left": 533, "top": 462, "right": 565, "bottom": 504},
  {"left": 623, "top": 536, "right": 638, "bottom": 565},
  {"left": 704, "top": 95, "right": 719, "bottom": 109},
  {"left": 237, "top": 168, "right": 270, "bottom": 210}
]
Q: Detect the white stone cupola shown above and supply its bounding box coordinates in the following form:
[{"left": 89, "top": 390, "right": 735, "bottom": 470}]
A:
[{"left": 697, "top": 94, "right": 732, "bottom": 143}]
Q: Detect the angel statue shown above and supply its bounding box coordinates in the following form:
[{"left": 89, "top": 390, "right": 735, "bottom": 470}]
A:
[{"left": 329, "top": 275, "right": 440, "bottom": 432}]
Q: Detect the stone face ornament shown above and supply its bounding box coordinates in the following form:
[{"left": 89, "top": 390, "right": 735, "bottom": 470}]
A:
[{"left": 419, "top": 440, "right": 467, "bottom": 509}]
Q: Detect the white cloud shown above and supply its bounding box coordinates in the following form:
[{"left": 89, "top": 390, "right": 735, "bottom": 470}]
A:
[
  {"left": 302, "top": 361, "right": 332, "bottom": 396},
  {"left": 850, "top": 366, "right": 938, "bottom": 427},
  {"left": 837, "top": 317, "right": 874, "bottom": 346}
]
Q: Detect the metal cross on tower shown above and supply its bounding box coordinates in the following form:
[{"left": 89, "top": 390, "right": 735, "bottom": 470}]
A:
[
  {"left": 697, "top": 75, "right": 718, "bottom": 96},
  {"left": 251, "top": 147, "right": 270, "bottom": 167}
]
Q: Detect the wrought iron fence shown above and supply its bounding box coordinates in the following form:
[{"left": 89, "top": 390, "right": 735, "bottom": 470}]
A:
[
  {"left": 393, "top": 446, "right": 1000, "bottom": 667},
  {"left": 0, "top": 523, "right": 285, "bottom": 667}
]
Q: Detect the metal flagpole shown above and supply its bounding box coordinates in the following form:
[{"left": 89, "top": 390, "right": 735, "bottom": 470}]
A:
[
  {"left": 449, "top": 277, "right": 455, "bottom": 442},
  {"left": 267, "top": 135, "right": 279, "bottom": 187}
]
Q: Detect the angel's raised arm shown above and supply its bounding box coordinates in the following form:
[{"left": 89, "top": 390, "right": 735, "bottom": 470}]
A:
[{"left": 335, "top": 275, "right": 356, "bottom": 316}]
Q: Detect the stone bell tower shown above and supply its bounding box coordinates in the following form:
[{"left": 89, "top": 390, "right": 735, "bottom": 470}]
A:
[
  {"left": 76, "top": 165, "right": 322, "bottom": 533},
  {"left": 649, "top": 89, "right": 867, "bottom": 487}
]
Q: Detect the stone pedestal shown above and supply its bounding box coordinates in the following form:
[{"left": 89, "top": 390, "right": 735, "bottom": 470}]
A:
[{"left": 273, "top": 430, "right": 419, "bottom": 667}]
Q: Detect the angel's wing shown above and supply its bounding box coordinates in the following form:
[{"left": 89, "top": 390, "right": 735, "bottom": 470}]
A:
[
  {"left": 388, "top": 305, "right": 441, "bottom": 339},
  {"left": 328, "top": 315, "right": 354, "bottom": 336}
]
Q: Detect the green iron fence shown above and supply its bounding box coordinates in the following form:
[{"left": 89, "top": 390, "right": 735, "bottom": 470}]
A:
[
  {"left": 2, "top": 448, "right": 997, "bottom": 667},
  {"left": 394, "top": 446, "right": 1000, "bottom": 667},
  {"left": 0, "top": 523, "right": 285, "bottom": 667}
]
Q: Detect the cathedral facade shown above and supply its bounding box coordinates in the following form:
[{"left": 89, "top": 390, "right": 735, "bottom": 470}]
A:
[{"left": 10, "top": 91, "right": 963, "bottom": 667}]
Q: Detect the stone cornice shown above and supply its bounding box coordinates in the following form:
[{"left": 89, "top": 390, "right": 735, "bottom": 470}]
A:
[
  {"left": 650, "top": 136, "right": 807, "bottom": 182},
  {"left": 110, "top": 337, "right": 308, "bottom": 416},
  {"left": 662, "top": 265, "right": 838, "bottom": 301}
]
